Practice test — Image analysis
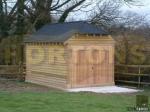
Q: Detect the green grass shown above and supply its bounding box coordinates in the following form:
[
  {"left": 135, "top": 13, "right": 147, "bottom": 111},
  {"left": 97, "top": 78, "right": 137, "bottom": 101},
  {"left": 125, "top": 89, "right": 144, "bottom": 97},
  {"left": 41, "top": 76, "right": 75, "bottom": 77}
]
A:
[{"left": 0, "top": 89, "right": 150, "bottom": 112}]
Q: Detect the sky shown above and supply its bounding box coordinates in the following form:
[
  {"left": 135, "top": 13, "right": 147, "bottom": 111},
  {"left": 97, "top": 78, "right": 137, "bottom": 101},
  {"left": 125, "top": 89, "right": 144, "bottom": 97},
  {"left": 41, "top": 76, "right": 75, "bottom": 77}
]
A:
[
  {"left": 121, "top": 0, "right": 150, "bottom": 15},
  {"left": 68, "top": 0, "right": 150, "bottom": 21}
]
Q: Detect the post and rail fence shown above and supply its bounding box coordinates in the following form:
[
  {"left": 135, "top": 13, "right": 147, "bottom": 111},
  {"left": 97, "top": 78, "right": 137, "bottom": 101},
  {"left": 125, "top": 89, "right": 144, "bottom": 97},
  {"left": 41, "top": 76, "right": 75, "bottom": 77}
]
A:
[
  {"left": 0, "top": 64, "right": 149, "bottom": 86},
  {"left": 0, "top": 64, "right": 26, "bottom": 81},
  {"left": 115, "top": 64, "right": 150, "bottom": 87}
]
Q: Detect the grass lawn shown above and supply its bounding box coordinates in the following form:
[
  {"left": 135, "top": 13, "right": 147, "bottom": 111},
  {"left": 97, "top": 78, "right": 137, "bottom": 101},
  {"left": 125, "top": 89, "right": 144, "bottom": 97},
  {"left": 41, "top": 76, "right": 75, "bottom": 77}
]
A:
[{"left": 0, "top": 81, "right": 150, "bottom": 112}]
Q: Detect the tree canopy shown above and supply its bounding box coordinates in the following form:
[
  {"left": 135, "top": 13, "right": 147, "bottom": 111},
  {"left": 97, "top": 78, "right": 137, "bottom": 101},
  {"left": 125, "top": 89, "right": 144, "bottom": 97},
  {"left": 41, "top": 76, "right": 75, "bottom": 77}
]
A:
[{"left": 0, "top": 0, "right": 139, "bottom": 37}]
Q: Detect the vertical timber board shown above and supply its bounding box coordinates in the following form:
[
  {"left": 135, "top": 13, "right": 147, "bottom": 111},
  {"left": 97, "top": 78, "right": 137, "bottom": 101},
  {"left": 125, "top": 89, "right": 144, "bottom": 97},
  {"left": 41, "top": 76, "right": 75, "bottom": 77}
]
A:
[{"left": 67, "top": 35, "right": 115, "bottom": 88}]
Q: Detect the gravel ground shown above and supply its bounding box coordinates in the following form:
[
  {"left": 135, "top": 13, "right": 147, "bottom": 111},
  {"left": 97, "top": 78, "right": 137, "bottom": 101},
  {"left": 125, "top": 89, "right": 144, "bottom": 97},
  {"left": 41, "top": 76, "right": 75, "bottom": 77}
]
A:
[{"left": 67, "top": 86, "right": 141, "bottom": 93}]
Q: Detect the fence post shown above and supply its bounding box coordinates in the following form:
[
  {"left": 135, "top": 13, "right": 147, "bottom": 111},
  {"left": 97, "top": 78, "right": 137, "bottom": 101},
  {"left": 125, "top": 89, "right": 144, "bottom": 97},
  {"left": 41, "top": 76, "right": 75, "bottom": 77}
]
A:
[
  {"left": 138, "top": 66, "right": 141, "bottom": 88},
  {"left": 18, "top": 62, "right": 22, "bottom": 80}
]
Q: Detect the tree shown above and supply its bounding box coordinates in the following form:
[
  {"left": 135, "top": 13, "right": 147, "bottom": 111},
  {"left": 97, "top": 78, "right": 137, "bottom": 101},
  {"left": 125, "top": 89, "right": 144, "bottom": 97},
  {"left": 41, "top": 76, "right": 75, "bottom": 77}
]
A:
[
  {"left": 0, "top": 0, "right": 89, "bottom": 33},
  {"left": 90, "top": 1, "right": 149, "bottom": 65},
  {"left": 16, "top": 0, "right": 25, "bottom": 35},
  {"left": 0, "top": 0, "right": 139, "bottom": 36},
  {"left": 115, "top": 32, "right": 146, "bottom": 65},
  {"left": 112, "top": 12, "right": 148, "bottom": 65},
  {"left": 0, "top": 36, "right": 24, "bottom": 65},
  {"left": 90, "top": 0, "right": 121, "bottom": 29},
  {"left": 0, "top": 0, "right": 7, "bottom": 37},
  {"left": 14, "top": 0, "right": 88, "bottom": 30},
  {"left": 0, "top": 0, "right": 3, "bottom": 37}
]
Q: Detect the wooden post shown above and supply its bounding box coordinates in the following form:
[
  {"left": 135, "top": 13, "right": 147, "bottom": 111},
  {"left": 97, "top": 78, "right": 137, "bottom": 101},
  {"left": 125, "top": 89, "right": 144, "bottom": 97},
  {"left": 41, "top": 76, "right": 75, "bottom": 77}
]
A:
[
  {"left": 138, "top": 66, "right": 141, "bottom": 88},
  {"left": 125, "top": 65, "right": 128, "bottom": 81}
]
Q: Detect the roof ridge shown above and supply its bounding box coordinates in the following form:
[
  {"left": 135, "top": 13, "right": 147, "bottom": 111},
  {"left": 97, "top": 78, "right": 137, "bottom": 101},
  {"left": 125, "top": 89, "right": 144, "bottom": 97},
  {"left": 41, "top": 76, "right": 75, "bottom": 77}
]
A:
[{"left": 46, "top": 21, "right": 88, "bottom": 26}]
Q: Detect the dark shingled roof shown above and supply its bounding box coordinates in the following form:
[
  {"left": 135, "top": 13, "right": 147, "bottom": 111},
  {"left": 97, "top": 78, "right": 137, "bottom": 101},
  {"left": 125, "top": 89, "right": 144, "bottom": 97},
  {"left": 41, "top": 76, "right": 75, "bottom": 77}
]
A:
[{"left": 24, "top": 21, "right": 108, "bottom": 43}]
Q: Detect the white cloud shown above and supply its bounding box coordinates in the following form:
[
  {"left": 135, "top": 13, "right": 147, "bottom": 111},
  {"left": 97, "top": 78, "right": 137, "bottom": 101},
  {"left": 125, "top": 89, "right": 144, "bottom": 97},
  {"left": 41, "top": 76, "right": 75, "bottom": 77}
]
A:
[{"left": 121, "top": 0, "right": 150, "bottom": 14}]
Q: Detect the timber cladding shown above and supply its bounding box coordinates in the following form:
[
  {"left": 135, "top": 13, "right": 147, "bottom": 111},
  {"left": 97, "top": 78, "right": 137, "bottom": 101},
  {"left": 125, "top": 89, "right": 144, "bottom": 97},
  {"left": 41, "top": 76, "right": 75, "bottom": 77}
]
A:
[
  {"left": 25, "top": 44, "right": 68, "bottom": 89},
  {"left": 67, "top": 36, "right": 115, "bottom": 88},
  {"left": 24, "top": 22, "right": 115, "bottom": 89}
]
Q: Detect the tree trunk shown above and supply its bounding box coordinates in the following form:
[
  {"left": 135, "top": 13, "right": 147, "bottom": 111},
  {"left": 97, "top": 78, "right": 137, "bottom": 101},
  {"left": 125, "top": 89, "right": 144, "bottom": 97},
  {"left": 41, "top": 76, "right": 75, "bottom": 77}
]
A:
[{"left": 16, "top": 0, "right": 25, "bottom": 35}]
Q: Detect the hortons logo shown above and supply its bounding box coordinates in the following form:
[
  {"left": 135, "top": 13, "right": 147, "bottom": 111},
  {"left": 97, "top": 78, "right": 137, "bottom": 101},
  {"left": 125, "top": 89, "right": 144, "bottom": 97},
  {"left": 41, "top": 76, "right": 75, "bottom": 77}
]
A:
[
  {"left": 28, "top": 46, "right": 114, "bottom": 65},
  {"left": 128, "top": 95, "right": 150, "bottom": 112}
]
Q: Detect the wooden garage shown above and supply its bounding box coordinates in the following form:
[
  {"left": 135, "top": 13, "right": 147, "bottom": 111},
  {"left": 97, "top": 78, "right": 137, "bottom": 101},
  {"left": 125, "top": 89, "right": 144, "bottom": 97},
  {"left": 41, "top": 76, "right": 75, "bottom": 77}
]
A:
[{"left": 24, "top": 21, "right": 115, "bottom": 89}]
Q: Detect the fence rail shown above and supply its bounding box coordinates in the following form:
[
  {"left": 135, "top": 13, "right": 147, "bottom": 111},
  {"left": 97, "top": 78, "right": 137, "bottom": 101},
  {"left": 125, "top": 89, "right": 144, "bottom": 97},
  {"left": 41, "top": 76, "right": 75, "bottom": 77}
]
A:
[
  {"left": 115, "top": 64, "right": 150, "bottom": 87},
  {"left": 0, "top": 65, "right": 26, "bottom": 81}
]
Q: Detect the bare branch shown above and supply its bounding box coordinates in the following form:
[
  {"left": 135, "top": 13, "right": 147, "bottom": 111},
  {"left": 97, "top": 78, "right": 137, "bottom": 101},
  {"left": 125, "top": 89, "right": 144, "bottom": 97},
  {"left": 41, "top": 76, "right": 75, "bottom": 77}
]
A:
[
  {"left": 58, "top": 0, "right": 86, "bottom": 22},
  {"left": 30, "top": 0, "right": 36, "bottom": 8},
  {"left": 8, "top": 2, "right": 17, "bottom": 16},
  {"left": 51, "top": 0, "right": 71, "bottom": 10},
  {"left": 46, "top": 0, "right": 53, "bottom": 10}
]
